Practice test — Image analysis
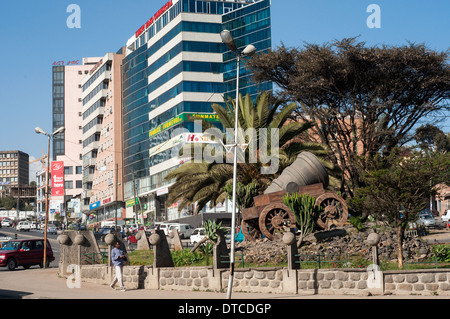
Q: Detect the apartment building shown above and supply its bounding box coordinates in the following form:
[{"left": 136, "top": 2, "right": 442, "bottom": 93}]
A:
[
  {"left": 80, "top": 50, "right": 125, "bottom": 226},
  {"left": 51, "top": 58, "right": 101, "bottom": 218}
]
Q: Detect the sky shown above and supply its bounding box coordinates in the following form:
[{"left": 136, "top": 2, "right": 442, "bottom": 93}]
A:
[{"left": 0, "top": 0, "right": 449, "bottom": 180}]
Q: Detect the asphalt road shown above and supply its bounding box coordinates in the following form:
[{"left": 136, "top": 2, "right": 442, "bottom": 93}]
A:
[{"left": 0, "top": 226, "right": 61, "bottom": 271}]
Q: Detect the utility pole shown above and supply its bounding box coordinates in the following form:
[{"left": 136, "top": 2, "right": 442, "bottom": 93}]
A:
[{"left": 115, "top": 163, "right": 118, "bottom": 228}]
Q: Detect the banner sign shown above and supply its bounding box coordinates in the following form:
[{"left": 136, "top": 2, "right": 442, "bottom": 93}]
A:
[
  {"left": 51, "top": 161, "right": 64, "bottom": 196},
  {"left": 148, "top": 113, "right": 220, "bottom": 138},
  {"left": 126, "top": 198, "right": 140, "bottom": 208}
]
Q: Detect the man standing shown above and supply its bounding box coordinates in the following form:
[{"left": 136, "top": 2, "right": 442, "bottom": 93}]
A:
[{"left": 110, "top": 241, "right": 127, "bottom": 292}]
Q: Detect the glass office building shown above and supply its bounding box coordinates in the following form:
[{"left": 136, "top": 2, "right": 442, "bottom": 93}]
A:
[{"left": 122, "top": 0, "right": 271, "bottom": 222}]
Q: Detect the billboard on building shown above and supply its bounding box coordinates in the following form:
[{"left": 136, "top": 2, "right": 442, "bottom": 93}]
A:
[{"left": 51, "top": 161, "right": 64, "bottom": 196}]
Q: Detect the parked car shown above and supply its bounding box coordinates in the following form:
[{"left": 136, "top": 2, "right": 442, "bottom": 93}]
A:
[
  {"left": 441, "top": 210, "right": 450, "bottom": 222},
  {"left": 417, "top": 214, "right": 436, "bottom": 227},
  {"left": 190, "top": 228, "right": 207, "bottom": 245},
  {"left": 0, "top": 239, "right": 55, "bottom": 270},
  {"left": 157, "top": 223, "right": 174, "bottom": 236},
  {"left": 41, "top": 224, "right": 57, "bottom": 235},
  {"left": 1, "top": 219, "right": 12, "bottom": 227},
  {"left": 69, "top": 224, "right": 87, "bottom": 231},
  {"left": 16, "top": 221, "right": 32, "bottom": 232},
  {"left": 169, "top": 223, "right": 195, "bottom": 239},
  {"left": 94, "top": 226, "right": 124, "bottom": 241}
]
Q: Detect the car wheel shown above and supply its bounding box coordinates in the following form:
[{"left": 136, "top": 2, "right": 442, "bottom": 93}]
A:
[{"left": 7, "top": 258, "right": 17, "bottom": 271}]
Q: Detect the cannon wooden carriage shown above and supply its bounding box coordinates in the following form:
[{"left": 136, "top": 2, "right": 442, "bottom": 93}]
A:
[{"left": 240, "top": 152, "right": 348, "bottom": 242}]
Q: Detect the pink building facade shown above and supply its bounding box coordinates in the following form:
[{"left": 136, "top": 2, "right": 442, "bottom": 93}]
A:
[
  {"left": 80, "top": 51, "right": 125, "bottom": 226},
  {"left": 50, "top": 58, "right": 101, "bottom": 221}
]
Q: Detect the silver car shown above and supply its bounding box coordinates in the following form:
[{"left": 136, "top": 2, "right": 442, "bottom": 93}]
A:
[{"left": 417, "top": 214, "right": 436, "bottom": 227}]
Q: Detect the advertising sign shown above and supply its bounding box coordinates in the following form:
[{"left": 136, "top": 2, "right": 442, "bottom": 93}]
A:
[
  {"left": 51, "top": 161, "right": 64, "bottom": 196},
  {"left": 148, "top": 113, "right": 220, "bottom": 138},
  {"left": 126, "top": 198, "right": 139, "bottom": 208}
]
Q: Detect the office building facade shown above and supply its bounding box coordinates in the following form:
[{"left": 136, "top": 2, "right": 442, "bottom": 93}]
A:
[
  {"left": 80, "top": 50, "right": 126, "bottom": 226},
  {"left": 0, "top": 150, "right": 30, "bottom": 196},
  {"left": 51, "top": 58, "right": 101, "bottom": 218},
  {"left": 122, "top": 0, "right": 272, "bottom": 223}
]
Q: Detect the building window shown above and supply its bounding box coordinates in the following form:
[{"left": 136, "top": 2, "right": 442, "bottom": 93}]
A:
[
  {"left": 64, "top": 181, "right": 73, "bottom": 189},
  {"left": 76, "top": 166, "right": 82, "bottom": 174},
  {"left": 64, "top": 166, "right": 73, "bottom": 175}
]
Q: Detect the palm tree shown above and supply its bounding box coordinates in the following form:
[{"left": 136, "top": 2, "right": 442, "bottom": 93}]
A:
[{"left": 166, "top": 92, "right": 335, "bottom": 214}]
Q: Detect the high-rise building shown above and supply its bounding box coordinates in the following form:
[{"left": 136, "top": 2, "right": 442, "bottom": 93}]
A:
[
  {"left": 51, "top": 58, "right": 101, "bottom": 218},
  {"left": 80, "top": 50, "right": 125, "bottom": 226},
  {"left": 0, "top": 150, "right": 30, "bottom": 195},
  {"left": 122, "top": 0, "right": 272, "bottom": 223}
]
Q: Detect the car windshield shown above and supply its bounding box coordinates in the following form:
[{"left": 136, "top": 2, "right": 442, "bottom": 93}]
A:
[{"left": 1, "top": 241, "right": 21, "bottom": 251}]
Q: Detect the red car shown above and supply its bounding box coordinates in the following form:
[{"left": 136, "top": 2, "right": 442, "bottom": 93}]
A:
[{"left": 0, "top": 239, "right": 55, "bottom": 271}]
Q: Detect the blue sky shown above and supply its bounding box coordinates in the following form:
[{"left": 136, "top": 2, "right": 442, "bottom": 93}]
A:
[{"left": 0, "top": 0, "right": 449, "bottom": 169}]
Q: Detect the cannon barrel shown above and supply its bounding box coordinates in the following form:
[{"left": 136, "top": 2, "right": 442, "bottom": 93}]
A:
[{"left": 264, "top": 152, "right": 329, "bottom": 194}]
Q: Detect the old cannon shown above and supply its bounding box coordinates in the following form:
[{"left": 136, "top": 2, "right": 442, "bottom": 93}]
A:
[{"left": 240, "top": 152, "right": 348, "bottom": 241}]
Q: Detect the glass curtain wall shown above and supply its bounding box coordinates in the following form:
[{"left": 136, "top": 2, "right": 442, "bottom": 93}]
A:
[
  {"left": 52, "top": 66, "right": 65, "bottom": 160},
  {"left": 122, "top": 0, "right": 272, "bottom": 198}
]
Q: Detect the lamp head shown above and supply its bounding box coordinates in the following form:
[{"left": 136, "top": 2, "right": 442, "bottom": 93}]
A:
[
  {"left": 35, "top": 127, "right": 47, "bottom": 135},
  {"left": 220, "top": 30, "right": 237, "bottom": 52},
  {"left": 52, "top": 127, "right": 65, "bottom": 136},
  {"left": 242, "top": 44, "right": 257, "bottom": 57}
]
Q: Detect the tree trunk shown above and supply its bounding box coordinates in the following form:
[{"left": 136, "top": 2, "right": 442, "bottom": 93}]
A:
[
  {"left": 396, "top": 225, "right": 404, "bottom": 269},
  {"left": 296, "top": 235, "right": 304, "bottom": 249},
  {"left": 190, "top": 236, "right": 209, "bottom": 253}
]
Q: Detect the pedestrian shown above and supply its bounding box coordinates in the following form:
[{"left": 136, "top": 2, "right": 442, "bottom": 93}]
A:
[{"left": 109, "top": 241, "right": 127, "bottom": 292}]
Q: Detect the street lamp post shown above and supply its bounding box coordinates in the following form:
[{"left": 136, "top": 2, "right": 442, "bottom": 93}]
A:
[
  {"left": 35, "top": 126, "right": 64, "bottom": 269},
  {"left": 220, "top": 30, "right": 256, "bottom": 300}
]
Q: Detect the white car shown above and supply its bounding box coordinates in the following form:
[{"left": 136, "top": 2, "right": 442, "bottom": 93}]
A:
[
  {"left": 16, "top": 221, "right": 32, "bottom": 232},
  {"left": 441, "top": 210, "right": 450, "bottom": 222},
  {"left": 169, "top": 223, "right": 195, "bottom": 239},
  {"left": 1, "top": 219, "right": 12, "bottom": 227},
  {"left": 157, "top": 223, "right": 175, "bottom": 236},
  {"left": 190, "top": 228, "right": 207, "bottom": 245}
]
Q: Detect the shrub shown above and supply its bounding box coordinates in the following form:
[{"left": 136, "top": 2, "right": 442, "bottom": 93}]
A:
[
  {"left": 171, "top": 249, "right": 204, "bottom": 267},
  {"left": 433, "top": 245, "right": 450, "bottom": 262}
]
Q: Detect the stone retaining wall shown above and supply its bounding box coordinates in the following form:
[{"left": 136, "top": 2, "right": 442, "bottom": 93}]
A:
[
  {"left": 384, "top": 270, "right": 450, "bottom": 296},
  {"left": 75, "top": 265, "right": 450, "bottom": 296}
]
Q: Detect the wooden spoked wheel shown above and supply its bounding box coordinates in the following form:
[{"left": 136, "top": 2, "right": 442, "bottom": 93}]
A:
[
  {"left": 315, "top": 192, "right": 348, "bottom": 230},
  {"left": 241, "top": 219, "right": 262, "bottom": 242},
  {"left": 258, "top": 203, "right": 296, "bottom": 241}
]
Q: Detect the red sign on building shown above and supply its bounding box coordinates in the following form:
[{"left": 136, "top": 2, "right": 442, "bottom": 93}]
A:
[{"left": 51, "top": 161, "right": 64, "bottom": 196}]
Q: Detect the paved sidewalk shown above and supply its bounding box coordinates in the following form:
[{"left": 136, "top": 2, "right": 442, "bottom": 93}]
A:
[{"left": 0, "top": 267, "right": 447, "bottom": 300}]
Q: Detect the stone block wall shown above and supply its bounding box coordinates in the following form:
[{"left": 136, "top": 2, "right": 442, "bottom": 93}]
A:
[
  {"left": 157, "top": 267, "right": 219, "bottom": 291},
  {"left": 75, "top": 265, "right": 450, "bottom": 296},
  {"left": 384, "top": 270, "right": 450, "bottom": 296},
  {"left": 222, "top": 268, "right": 284, "bottom": 294},
  {"left": 296, "top": 269, "right": 371, "bottom": 296},
  {"left": 80, "top": 264, "right": 109, "bottom": 285}
]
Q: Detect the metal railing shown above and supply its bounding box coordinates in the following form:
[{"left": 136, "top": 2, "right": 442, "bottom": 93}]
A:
[
  {"left": 83, "top": 251, "right": 108, "bottom": 265},
  {"left": 220, "top": 251, "right": 245, "bottom": 268}
]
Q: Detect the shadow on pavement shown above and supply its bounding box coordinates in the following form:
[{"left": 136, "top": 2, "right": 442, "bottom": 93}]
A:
[{"left": 0, "top": 289, "right": 33, "bottom": 299}]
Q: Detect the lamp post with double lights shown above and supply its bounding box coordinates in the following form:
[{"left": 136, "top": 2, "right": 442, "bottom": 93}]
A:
[
  {"left": 220, "top": 29, "right": 256, "bottom": 299},
  {"left": 35, "top": 126, "right": 64, "bottom": 269}
]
